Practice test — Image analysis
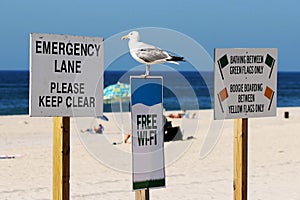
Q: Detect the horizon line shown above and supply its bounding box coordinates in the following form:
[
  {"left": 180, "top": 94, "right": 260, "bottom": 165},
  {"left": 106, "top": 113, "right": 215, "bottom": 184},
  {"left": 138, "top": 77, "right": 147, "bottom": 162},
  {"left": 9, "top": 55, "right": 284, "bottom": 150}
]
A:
[{"left": 0, "top": 69, "right": 300, "bottom": 73}]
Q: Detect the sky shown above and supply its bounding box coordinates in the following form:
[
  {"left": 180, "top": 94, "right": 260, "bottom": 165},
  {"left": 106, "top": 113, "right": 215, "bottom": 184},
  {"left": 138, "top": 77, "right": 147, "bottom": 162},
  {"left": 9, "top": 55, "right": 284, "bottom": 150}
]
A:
[{"left": 0, "top": 0, "right": 299, "bottom": 71}]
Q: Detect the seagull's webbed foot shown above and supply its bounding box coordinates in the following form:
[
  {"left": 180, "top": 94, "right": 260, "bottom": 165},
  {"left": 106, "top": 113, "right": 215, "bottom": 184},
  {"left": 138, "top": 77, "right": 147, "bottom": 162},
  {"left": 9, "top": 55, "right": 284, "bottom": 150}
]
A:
[{"left": 140, "top": 74, "right": 148, "bottom": 78}]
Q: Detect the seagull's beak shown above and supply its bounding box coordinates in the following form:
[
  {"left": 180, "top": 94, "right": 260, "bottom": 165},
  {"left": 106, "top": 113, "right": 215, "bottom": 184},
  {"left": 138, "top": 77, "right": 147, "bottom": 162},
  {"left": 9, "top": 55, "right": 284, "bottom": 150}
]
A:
[{"left": 121, "top": 35, "right": 128, "bottom": 40}]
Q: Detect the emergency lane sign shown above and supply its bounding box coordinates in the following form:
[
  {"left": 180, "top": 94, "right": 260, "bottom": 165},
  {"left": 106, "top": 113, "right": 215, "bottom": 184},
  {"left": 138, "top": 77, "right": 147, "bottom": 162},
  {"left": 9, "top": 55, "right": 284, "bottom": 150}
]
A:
[
  {"left": 131, "top": 76, "right": 165, "bottom": 190},
  {"left": 214, "top": 48, "right": 277, "bottom": 120},
  {"left": 30, "top": 33, "right": 104, "bottom": 117}
]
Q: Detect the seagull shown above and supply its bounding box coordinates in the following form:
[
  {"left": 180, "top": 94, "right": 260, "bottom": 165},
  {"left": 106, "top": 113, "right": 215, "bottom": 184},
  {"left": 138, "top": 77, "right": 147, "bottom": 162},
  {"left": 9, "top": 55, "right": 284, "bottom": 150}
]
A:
[{"left": 121, "top": 31, "right": 185, "bottom": 76}]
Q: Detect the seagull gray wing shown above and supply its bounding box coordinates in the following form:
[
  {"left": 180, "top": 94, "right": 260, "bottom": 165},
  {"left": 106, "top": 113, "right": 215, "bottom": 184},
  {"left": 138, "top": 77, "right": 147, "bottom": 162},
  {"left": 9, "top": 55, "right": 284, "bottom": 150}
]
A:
[{"left": 136, "top": 48, "right": 170, "bottom": 63}]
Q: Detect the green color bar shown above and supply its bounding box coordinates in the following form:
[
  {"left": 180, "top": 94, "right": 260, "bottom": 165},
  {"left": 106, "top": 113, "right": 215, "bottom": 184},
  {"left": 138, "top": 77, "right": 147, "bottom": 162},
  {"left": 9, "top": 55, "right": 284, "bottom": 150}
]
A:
[{"left": 133, "top": 179, "right": 165, "bottom": 190}]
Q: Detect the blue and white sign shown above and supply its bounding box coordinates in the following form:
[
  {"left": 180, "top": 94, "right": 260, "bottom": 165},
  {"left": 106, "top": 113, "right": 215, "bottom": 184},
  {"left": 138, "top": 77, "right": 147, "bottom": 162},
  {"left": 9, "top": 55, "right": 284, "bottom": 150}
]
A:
[{"left": 130, "top": 76, "right": 165, "bottom": 190}]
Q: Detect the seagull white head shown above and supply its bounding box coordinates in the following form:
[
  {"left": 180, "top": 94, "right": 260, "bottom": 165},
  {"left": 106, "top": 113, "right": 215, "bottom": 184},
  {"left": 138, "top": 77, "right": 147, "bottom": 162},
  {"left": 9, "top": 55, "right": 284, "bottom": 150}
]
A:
[{"left": 121, "top": 31, "right": 140, "bottom": 41}]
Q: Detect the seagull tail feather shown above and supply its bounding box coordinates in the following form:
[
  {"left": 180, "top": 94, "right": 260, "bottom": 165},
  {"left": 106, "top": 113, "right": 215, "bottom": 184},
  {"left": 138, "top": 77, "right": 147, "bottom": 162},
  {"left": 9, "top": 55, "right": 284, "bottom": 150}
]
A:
[
  {"left": 167, "top": 61, "right": 179, "bottom": 65},
  {"left": 167, "top": 56, "right": 186, "bottom": 64}
]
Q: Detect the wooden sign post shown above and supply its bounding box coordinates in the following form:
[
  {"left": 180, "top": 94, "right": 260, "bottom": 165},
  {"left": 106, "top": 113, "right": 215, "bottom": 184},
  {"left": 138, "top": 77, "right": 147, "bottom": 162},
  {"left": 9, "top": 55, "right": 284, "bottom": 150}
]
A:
[
  {"left": 233, "top": 118, "right": 248, "bottom": 200},
  {"left": 135, "top": 189, "right": 150, "bottom": 200},
  {"left": 30, "top": 33, "right": 104, "bottom": 199},
  {"left": 53, "top": 117, "right": 70, "bottom": 200}
]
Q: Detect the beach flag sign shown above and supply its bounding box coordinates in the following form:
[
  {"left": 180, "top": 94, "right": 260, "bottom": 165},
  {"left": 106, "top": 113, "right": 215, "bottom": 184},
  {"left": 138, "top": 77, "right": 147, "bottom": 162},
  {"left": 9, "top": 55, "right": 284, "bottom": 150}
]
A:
[
  {"left": 217, "top": 87, "right": 229, "bottom": 113},
  {"left": 264, "top": 86, "right": 275, "bottom": 111},
  {"left": 130, "top": 76, "right": 165, "bottom": 190},
  {"left": 217, "top": 54, "right": 229, "bottom": 80},
  {"left": 214, "top": 48, "right": 277, "bottom": 119},
  {"left": 265, "top": 54, "right": 275, "bottom": 79},
  {"left": 30, "top": 33, "right": 104, "bottom": 117}
]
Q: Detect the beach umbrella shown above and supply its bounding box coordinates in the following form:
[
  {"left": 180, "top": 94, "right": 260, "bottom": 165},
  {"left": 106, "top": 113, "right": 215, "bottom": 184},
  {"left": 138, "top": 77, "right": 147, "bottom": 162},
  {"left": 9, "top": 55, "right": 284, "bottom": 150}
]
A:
[
  {"left": 103, "top": 82, "right": 131, "bottom": 106},
  {"left": 103, "top": 81, "right": 131, "bottom": 116},
  {"left": 103, "top": 82, "right": 131, "bottom": 142}
]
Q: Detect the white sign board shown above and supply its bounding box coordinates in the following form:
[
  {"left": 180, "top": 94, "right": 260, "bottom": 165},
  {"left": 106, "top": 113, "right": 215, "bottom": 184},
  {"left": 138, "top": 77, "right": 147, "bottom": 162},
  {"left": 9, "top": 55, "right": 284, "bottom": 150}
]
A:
[
  {"left": 131, "top": 76, "right": 165, "bottom": 190},
  {"left": 214, "top": 48, "right": 277, "bottom": 120},
  {"left": 30, "top": 33, "right": 104, "bottom": 117}
]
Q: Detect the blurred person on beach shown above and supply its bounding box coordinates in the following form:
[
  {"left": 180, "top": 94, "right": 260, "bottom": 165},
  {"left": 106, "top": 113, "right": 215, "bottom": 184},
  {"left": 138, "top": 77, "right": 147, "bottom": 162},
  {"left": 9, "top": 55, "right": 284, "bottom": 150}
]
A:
[
  {"left": 124, "top": 115, "right": 184, "bottom": 143},
  {"left": 167, "top": 110, "right": 186, "bottom": 118},
  {"left": 167, "top": 110, "right": 196, "bottom": 119},
  {"left": 81, "top": 123, "right": 104, "bottom": 134}
]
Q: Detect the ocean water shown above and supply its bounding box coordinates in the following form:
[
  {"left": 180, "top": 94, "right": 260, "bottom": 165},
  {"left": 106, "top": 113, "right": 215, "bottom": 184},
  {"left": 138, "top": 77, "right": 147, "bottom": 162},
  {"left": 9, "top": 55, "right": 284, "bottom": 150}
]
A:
[
  {"left": 0, "top": 71, "right": 29, "bottom": 115},
  {"left": 0, "top": 70, "right": 300, "bottom": 115}
]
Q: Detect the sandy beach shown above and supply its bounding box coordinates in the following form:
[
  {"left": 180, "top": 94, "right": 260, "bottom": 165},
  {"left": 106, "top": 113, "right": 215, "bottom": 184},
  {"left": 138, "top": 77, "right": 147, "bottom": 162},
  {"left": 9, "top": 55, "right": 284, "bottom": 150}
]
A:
[{"left": 0, "top": 107, "right": 300, "bottom": 199}]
